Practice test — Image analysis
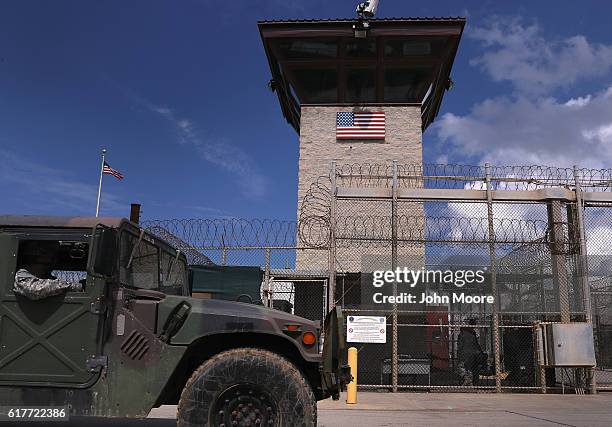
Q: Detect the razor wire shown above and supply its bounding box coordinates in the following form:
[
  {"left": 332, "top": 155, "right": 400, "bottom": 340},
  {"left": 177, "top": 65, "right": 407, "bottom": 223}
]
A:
[
  {"left": 144, "top": 215, "right": 550, "bottom": 252},
  {"left": 142, "top": 162, "right": 612, "bottom": 252},
  {"left": 143, "top": 218, "right": 298, "bottom": 249},
  {"left": 333, "top": 215, "right": 548, "bottom": 248},
  {"left": 332, "top": 162, "right": 612, "bottom": 191},
  {"left": 299, "top": 179, "right": 550, "bottom": 249}
]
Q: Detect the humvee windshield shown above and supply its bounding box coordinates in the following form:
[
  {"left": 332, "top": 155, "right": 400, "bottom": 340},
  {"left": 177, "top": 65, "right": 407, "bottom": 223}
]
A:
[{"left": 118, "top": 228, "right": 188, "bottom": 296}]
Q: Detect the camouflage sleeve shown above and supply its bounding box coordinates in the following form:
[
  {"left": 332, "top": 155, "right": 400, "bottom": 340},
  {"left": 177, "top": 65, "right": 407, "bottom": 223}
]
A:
[{"left": 13, "top": 269, "right": 83, "bottom": 301}]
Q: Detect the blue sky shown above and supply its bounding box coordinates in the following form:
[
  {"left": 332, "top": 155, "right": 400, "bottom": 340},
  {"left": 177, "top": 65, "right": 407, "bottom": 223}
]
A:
[{"left": 1, "top": 0, "right": 612, "bottom": 221}]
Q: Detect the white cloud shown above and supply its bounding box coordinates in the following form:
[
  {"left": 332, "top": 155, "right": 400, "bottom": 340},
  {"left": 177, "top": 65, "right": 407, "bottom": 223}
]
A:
[
  {"left": 435, "top": 15, "right": 612, "bottom": 257},
  {"left": 565, "top": 95, "right": 591, "bottom": 108},
  {"left": 583, "top": 123, "right": 612, "bottom": 144},
  {"left": 435, "top": 17, "right": 612, "bottom": 168},
  {"left": 0, "top": 149, "right": 123, "bottom": 215},
  {"left": 143, "top": 103, "right": 267, "bottom": 198},
  {"left": 469, "top": 18, "right": 612, "bottom": 95},
  {"left": 150, "top": 106, "right": 172, "bottom": 116},
  {"left": 195, "top": 142, "right": 266, "bottom": 197},
  {"left": 148, "top": 200, "right": 228, "bottom": 217},
  {"left": 435, "top": 85, "right": 612, "bottom": 168},
  {"left": 104, "top": 77, "right": 266, "bottom": 198}
]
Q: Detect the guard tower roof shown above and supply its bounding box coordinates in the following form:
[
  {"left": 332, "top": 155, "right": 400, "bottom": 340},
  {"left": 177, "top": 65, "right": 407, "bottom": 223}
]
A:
[{"left": 258, "top": 17, "right": 465, "bottom": 133}]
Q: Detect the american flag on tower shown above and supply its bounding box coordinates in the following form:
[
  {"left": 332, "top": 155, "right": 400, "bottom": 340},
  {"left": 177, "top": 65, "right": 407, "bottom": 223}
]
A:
[
  {"left": 336, "top": 112, "right": 385, "bottom": 139},
  {"left": 103, "top": 161, "right": 124, "bottom": 180}
]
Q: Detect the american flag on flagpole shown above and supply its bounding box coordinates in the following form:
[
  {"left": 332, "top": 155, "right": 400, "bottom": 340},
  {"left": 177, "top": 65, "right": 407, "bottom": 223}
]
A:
[
  {"left": 336, "top": 112, "right": 385, "bottom": 139},
  {"left": 103, "top": 161, "right": 124, "bottom": 180}
]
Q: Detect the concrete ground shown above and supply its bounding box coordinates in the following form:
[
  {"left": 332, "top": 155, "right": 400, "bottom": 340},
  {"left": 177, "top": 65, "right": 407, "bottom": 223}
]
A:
[
  {"left": 314, "top": 392, "right": 612, "bottom": 426},
  {"left": 2, "top": 392, "right": 611, "bottom": 426}
]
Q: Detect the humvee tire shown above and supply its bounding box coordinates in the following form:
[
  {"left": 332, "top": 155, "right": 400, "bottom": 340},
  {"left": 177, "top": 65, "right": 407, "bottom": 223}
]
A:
[{"left": 177, "top": 348, "right": 317, "bottom": 427}]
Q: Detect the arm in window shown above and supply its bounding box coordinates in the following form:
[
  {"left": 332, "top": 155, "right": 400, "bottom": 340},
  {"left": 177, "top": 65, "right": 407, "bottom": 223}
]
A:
[{"left": 13, "top": 269, "right": 83, "bottom": 300}]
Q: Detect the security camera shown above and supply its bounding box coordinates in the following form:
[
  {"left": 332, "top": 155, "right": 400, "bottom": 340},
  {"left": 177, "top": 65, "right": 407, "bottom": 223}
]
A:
[
  {"left": 353, "top": 21, "right": 370, "bottom": 38},
  {"left": 356, "top": 0, "right": 379, "bottom": 19}
]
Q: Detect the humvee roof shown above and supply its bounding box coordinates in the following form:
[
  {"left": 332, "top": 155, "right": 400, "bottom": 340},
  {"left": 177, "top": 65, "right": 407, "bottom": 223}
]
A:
[{"left": 0, "top": 215, "right": 126, "bottom": 229}]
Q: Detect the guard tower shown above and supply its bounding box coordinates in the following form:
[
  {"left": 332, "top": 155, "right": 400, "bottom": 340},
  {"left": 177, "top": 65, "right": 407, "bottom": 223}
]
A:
[{"left": 259, "top": 18, "right": 465, "bottom": 271}]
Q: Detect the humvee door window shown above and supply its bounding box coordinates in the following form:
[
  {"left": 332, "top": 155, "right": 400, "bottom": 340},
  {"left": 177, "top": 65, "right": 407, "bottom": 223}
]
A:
[
  {"left": 14, "top": 240, "right": 87, "bottom": 299},
  {"left": 120, "top": 233, "right": 159, "bottom": 289},
  {"left": 16, "top": 240, "right": 88, "bottom": 278},
  {"left": 52, "top": 241, "right": 89, "bottom": 282}
]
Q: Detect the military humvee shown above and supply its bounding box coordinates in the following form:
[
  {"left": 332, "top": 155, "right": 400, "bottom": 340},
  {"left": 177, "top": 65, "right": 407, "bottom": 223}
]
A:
[{"left": 0, "top": 216, "right": 348, "bottom": 426}]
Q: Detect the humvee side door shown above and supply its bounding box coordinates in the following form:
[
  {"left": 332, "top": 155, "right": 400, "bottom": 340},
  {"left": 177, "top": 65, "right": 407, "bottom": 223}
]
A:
[{"left": 0, "top": 229, "right": 105, "bottom": 387}]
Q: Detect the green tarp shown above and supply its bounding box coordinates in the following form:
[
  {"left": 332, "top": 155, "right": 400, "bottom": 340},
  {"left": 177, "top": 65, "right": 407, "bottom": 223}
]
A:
[{"left": 189, "top": 265, "right": 263, "bottom": 304}]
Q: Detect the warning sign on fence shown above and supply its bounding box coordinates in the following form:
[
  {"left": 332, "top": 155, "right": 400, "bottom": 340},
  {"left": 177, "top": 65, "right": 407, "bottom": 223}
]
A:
[{"left": 347, "top": 316, "right": 386, "bottom": 343}]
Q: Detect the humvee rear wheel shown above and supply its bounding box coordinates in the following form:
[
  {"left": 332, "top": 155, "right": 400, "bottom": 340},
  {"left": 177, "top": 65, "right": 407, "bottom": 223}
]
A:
[{"left": 177, "top": 348, "right": 317, "bottom": 427}]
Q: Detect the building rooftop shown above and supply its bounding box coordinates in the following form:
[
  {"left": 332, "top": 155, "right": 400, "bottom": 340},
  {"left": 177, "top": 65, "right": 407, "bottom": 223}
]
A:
[
  {"left": 258, "top": 17, "right": 465, "bottom": 133},
  {"left": 258, "top": 17, "right": 466, "bottom": 23}
]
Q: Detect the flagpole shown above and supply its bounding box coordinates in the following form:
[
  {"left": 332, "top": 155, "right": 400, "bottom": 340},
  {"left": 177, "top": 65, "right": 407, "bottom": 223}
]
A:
[{"left": 95, "top": 149, "right": 106, "bottom": 217}]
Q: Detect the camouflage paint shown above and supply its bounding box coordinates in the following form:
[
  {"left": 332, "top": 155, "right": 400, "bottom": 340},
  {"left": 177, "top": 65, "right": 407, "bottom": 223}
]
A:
[{"left": 0, "top": 216, "right": 343, "bottom": 418}]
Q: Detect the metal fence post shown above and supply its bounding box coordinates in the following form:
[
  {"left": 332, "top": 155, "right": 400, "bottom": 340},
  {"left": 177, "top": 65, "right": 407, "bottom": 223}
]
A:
[
  {"left": 328, "top": 161, "right": 337, "bottom": 314},
  {"left": 534, "top": 322, "right": 547, "bottom": 394},
  {"left": 485, "top": 163, "right": 502, "bottom": 393},
  {"left": 221, "top": 234, "right": 227, "bottom": 266},
  {"left": 264, "top": 248, "right": 272, "bottom": 308},
  {"left": 573, "top": 165, "right": 597, "bottom": 394},
  {"left": 391, "top": 160, "right": 398, "bottom": 392},
  {"left": 547, "top": 201, "right": 571, "bottom": 323}
]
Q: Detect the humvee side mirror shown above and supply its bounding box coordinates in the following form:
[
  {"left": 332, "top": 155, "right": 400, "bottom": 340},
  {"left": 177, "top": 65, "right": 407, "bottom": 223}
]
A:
[{"left": 91, "top": 226, "right": 118, "bottom": 277}]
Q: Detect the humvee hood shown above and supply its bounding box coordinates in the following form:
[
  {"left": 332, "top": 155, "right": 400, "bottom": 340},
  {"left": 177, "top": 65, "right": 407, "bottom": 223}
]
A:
[{"left": 160, "top": 296, "right": 320, "bottom": 347}]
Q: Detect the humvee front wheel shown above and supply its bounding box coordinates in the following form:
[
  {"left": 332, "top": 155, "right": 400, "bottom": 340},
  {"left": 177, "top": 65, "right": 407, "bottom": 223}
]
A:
[{"left": 177, "top": 348, "right": 317, "bottom": 427}]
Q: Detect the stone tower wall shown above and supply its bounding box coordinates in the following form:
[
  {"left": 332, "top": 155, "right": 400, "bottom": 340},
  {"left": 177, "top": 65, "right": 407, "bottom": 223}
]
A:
[{"left": 296, "top": 105, "right": 425, "bottom": 271}]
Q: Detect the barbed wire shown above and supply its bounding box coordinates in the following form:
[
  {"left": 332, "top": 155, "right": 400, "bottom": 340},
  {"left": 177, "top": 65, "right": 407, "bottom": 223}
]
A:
[
  {"left": 297, "top": 166, "right": 555, "bottom": 248},
  {"left": 145, "top": 215, "right": 550, "bottom": 250},
  {"left": 143, "top": 218, "right": 298, "bottom": 249},
  {"left": 334, "top": 162, "right": 612, "bottom": 191},
  {"left": 298, "top": 175, "right": 332, "bottom": 247},
  {"left": 301, "top": 215, "right": 548, "bottom": 248},
  {"left": 144, "top": 162, "right": 612, "bottom": 252},
  {"left": 146, "top": 224, "right": 215, "bottom": 265},
  {"left": 497, "top": 239, "right": 551, "bottom": 273}
]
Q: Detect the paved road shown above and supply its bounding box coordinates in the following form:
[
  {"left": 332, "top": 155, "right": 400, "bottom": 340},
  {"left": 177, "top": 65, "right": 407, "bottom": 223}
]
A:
[
  {"left": 315, "top": 392, "right": 612, "bottom": 426},
  {"left": 2, "top": 392, "right": 611, "bottom": 426}
]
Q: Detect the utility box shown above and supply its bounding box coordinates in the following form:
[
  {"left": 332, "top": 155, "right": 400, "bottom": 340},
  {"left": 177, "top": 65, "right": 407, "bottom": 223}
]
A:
[{"left": 537, "top": 323, "right": 596, "bottom": 367}]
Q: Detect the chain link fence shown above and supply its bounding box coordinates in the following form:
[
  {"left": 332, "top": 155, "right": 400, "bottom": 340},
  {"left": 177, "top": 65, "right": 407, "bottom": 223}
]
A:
[
  {"left": 142, "top": 161, "right": 612, "bottom": 393},
  {"left": 297, "top": 161, "right": 609, "bottom": 393},
  {"left": 142, "top": 218, "right": 328, "bottom": 321}
]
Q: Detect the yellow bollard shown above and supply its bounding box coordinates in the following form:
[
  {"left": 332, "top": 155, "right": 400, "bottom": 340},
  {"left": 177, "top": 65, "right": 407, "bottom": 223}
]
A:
[{"left": 346, "top": 347, "right": 358, "bottom": 404}]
